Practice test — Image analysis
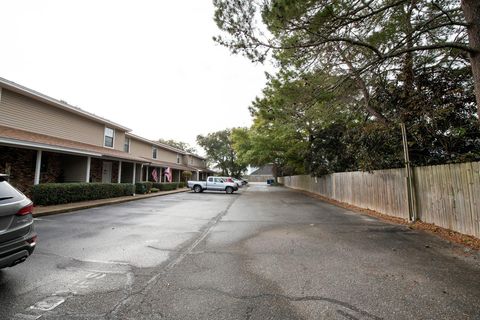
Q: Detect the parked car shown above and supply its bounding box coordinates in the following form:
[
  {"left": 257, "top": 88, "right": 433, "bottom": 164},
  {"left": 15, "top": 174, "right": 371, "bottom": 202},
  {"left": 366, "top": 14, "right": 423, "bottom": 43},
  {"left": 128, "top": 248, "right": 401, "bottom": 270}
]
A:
[
  {"left": 218, "top": 177, "right": 245, "bottom": 188},
  {"left": 232, "top": 178, "right": 244, "bottom": 188},
  {"left": 187, "top": 176, "right": 238, "bottom": 194},
  {"left": 0, "top": 174, "right": 37, "bottom": 269},
  {"left": 218, "top": 177, "right": 241, "bottom": 188}
]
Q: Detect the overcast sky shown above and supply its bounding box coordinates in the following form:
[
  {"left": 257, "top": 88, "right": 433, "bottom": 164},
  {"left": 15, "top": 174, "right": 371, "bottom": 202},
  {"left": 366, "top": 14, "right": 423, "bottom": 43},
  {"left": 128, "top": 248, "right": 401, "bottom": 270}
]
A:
[{"left": 0, "top": 1, "right": 269, "bottom": 155}]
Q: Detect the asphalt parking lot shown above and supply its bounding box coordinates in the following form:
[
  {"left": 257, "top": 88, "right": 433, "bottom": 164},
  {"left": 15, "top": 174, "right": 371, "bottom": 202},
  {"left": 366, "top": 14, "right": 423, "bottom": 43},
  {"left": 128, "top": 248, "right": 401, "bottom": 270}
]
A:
[{"left": 1, "top": 184, "right": 479, "bottom": 319}]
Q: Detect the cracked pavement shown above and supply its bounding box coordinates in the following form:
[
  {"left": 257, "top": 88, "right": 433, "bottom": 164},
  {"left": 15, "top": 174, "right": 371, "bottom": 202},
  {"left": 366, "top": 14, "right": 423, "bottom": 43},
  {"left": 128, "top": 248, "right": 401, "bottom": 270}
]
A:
[{"left": 1, "top": 184, "right": 480, "bottom": 319}]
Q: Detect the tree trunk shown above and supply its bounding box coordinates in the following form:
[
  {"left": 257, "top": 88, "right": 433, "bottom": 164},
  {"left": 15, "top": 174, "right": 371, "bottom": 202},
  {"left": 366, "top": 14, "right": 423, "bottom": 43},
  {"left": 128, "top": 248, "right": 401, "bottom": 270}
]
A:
[{"left": 461, "top": 0, "right": 480, "bottom": 120}]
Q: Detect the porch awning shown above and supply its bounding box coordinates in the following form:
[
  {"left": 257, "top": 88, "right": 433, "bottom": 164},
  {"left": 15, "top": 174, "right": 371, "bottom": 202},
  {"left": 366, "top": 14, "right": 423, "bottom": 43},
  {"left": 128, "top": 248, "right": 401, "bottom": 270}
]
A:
[
  {"left": 0, "top": 125, "right": 147, "bottom": 163},
  {"left": 142, "top": 158, "right": 192, "bottom": 171},
  {"left": 189, "top": 166, "right": 216, "bottom": 174}
]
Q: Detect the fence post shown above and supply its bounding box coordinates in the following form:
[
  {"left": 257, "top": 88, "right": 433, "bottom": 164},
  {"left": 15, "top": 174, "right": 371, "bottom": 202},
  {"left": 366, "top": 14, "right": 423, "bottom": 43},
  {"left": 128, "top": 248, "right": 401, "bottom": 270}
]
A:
[{"left": 401, "top": 122, "right": 417, "bottom": 222}]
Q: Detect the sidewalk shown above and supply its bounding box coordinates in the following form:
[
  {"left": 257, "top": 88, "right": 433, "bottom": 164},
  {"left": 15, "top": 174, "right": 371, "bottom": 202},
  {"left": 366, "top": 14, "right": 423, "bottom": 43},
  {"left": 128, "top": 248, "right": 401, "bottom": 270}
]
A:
[{"left": 33, "top": 188, "right": 190, "bottom": 217}]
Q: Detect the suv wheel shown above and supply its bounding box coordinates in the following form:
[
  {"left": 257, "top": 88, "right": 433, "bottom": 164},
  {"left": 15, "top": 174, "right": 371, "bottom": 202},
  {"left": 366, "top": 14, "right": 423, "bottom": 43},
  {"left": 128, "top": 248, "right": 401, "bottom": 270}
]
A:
[{"left": 225, "top": 186, "right": 234, "bottom": 194}]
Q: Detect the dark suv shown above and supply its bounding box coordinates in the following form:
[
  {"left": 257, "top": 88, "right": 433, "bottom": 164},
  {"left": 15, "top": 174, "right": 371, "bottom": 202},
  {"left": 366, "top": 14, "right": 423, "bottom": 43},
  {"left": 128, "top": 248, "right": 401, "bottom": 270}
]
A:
[{"left": 0, "top": 174, "right": 36, "bottom": 269}]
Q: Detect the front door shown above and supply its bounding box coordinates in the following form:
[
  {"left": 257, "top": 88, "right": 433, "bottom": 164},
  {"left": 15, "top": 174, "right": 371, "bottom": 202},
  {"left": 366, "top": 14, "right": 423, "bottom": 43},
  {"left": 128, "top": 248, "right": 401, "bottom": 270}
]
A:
[{"left": 102, "top": 161, "right": 112, "bottom": 183}]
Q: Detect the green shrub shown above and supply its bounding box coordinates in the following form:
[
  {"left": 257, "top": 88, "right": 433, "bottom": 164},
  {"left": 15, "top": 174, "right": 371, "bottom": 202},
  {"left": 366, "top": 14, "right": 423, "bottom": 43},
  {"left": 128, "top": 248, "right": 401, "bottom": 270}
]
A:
[
  {"left": 178, "top": 182, "right": 186, "bottom": 188},
  {"left": 151, "top": 188, "right": 159, "bottom": 193},
  {"left": 135, "top": 182, "right": 153, "bottom": 194},
  {"left": 181, "top": 171, "right": 192, "bottom": 182},
  {"left": 32, "top": 183, "right": 134, "bottom": 206},
  {"left": 152, "top": 182, "right": 178, "bottom": 191}
]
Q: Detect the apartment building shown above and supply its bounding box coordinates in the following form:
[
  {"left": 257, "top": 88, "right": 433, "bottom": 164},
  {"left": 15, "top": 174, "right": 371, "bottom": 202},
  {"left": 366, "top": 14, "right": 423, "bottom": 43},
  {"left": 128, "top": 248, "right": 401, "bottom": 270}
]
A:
[{"left": 0, "top": 77, "right": 212, "bottom": 195}]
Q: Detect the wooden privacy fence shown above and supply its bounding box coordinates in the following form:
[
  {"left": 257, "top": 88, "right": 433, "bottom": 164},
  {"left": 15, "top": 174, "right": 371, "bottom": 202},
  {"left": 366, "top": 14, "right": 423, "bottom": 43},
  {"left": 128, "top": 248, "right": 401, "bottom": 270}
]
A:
[{"left": 279, "top": 161, "right": 480, "bottom": 238}]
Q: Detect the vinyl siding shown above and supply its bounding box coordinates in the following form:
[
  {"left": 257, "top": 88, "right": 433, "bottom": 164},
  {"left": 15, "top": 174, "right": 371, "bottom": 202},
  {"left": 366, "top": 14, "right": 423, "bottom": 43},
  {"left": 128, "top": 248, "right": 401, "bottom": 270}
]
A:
[
  {"left": 114, "top": 130, "right": 126, "bottom": 151},
  {"left": 192, "top": 157, "right": 206, "bottom": 168},
  {"left": 129, "top": 138, "right": 152, "bottom": 159},
  {"left": 187, "top": 156, "right": 206, "bottom": 168},
  {"left": 0, "top": 88, "right": 126, "bottom": 149},
  {"left": 157, "top": 148, "right": 178, "bottom": 163},
  {"left": 129, "top": 137, "right": 182, "bottom": 163}
]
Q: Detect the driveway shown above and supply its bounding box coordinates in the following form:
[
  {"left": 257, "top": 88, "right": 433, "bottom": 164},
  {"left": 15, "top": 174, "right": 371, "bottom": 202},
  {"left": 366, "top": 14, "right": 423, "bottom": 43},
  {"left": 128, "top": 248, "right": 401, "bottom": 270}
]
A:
[{"left": 1, "top": 184, "right": 479, "bottom": 319}]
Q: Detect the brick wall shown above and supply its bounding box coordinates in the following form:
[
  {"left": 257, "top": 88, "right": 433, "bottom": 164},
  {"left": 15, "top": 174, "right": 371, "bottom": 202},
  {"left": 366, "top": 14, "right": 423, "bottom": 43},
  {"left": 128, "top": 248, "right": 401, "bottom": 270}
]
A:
[
  {"left": 0, "top": 146, "right": 36, "bottom": 195},
  {"left": 40, "top": 152, "right": 63, "bottom": 184},
  {"left": 1, "top": 147, "right": 126, "bottom": 195},
  {"left": 89, "top": 158, "right": 120, "bottom": 183},
  {"left": 0, "top": 147, "right": 65, "bottom": 196},
  {"left": 112, "top": 161, "right": 119, "bottom": 183},
  {"left": 90, "top": 158, "right": 103, "bottom": 182}
]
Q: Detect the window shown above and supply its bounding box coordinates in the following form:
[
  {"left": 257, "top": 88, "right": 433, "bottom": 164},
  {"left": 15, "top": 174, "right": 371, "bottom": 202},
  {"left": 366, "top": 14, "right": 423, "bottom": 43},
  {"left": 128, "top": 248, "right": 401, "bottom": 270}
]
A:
[
  {"left": 176, "top": 154, "right": 180, "bottom": 164},
  {"left": 152, "top": 146, "right": 158, "bottom": 159},
  {"left": 124, "top": 137, "right": 130, "bottom": 153},
  {"left": 104, "top": 127, "right": 114, "bottom": 148}
]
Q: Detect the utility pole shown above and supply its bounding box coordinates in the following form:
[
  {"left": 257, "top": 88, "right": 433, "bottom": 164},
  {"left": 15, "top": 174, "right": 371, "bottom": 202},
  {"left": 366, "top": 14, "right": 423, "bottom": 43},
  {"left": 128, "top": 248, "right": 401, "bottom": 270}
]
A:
[{"left": 400, "top": 123, "right": 417, "bottom": 222}]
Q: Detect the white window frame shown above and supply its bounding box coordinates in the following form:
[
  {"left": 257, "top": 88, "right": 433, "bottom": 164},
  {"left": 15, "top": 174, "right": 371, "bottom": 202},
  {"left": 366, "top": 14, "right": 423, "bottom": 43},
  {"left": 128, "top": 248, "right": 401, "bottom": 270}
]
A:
[
  {"left": 176, "top": 154, "right": 180, "bottom": 164},
  {"left": 152, "top": 146, "right": 158, "bottom": 159},
  {"left": 124, "top": 137, "right": 130, "bottom": 153},
  {"left": 104, "top": 127, "right": 115, "bottom": 148}
]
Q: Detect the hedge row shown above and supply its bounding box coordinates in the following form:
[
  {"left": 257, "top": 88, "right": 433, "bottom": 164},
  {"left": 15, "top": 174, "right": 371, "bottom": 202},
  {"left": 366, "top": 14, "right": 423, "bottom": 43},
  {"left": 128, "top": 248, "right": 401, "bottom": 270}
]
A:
[
  {"left": 135, "top": 182, "right": 153, "bottom": 194},
  {"left": 153, "top": 182, "right": 178, "bottom": 191},
  {"left": 32, "top": 181, "right": 188, "bottom": 205},
  {"left": 136, "top": 182, "right": 186, "bottom": 193},
  {"left": 32, "top": 183, "right": 135, "bottom": 206}
]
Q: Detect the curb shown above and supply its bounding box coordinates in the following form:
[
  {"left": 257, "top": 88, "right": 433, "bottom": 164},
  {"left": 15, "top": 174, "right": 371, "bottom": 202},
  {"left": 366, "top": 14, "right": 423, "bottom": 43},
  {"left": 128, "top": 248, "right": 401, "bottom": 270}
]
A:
[{"left": 33, "top": 188, "right": 191, "bottom": 217}]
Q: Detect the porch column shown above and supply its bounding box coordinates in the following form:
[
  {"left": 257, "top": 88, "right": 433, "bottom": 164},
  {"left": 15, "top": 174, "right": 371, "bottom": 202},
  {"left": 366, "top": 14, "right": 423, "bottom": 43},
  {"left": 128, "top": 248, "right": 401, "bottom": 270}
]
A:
[
  {"left": 197, "top": 170, "right": 200, "bottom": 180},
  {"left": 85, "top": 156, "right": 91, "bottom": 182},
  {"left": 34, "top": 150, "right": 42, "bottom": 185},
  {"left": 140, "top": 164, "right": 144, "bottom": 182},
  {"left": 118, "top": 161, "right": 122, "bottom": 183},
  {"left": 145, "top": 166, "right": 149, "bottom": 181},
  {"left": 159, "top": 168, "right": 163, "bottom": 183},
  {"left": 132, "top": 163, "right": 136, "bottom": 184}
]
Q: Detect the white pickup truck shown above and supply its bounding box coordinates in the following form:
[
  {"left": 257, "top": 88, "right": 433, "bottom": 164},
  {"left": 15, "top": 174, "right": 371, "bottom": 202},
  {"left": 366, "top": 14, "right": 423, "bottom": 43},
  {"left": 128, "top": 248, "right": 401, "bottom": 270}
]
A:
[{"left": 187, "top": 176, "right": 239, "bottom": 194}]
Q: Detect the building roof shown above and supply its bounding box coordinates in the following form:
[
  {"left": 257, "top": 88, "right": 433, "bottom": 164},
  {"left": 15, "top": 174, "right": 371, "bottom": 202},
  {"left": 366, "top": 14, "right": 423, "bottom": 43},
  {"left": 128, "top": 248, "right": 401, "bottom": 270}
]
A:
[
  {"left": 0, "top": 77, "right": 209, "bottom": 162},
  {"left": 250, "top": 164, "right": 274, "bottom": 176},
  {"left": 145, "top": 158, "right": 193, "bottom": 171},
  {"left": 126, "top": 133, "right": 207, "bottom": 160},
  {"left": 0, "top": 77, "right": 131, "bottom": 132},
  {"left": 189, "top": 166, "right": 216, "bottom": 173},
  {"left": 0, "top": 125, "right": 147, "bottom": 163},
  {"left": 187, "top": 152, "right": 206, "bottom": 160},
  {"left": 126, "top": 132, "right": 187, "bottom": 154},
  {"left": 0, "top": 77, "right": 209, "bottom": 167}
]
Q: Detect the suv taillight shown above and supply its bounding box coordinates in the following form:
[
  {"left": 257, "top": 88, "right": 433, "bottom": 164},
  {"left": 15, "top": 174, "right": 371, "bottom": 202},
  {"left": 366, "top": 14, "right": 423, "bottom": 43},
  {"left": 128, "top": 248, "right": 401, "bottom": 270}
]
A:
[{"left": 16, "top": 203, "right": 33, "bottom": 216}]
